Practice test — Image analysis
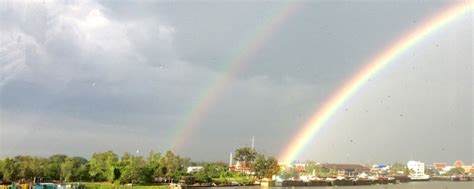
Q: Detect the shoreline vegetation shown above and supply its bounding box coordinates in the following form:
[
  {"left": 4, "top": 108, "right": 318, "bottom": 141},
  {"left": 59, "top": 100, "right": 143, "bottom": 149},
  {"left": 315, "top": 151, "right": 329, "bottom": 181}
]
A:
[
  {"left": 0, "top": 148, "right": 472, "bottom": 188},
  {"left": 0, "top": 148, "right": 267, "bottom": 188},
  {"left": 75, "top": 182, "right": 168, "bottom": 189}
]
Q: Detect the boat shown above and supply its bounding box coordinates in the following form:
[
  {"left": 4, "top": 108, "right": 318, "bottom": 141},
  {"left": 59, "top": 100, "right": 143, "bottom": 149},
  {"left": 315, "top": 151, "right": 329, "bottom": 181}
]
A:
[
  {"left": 407, "top": 161, "right": 431, "bottom": 181},
  {"left": 409, "top": 174, "right": 431, "bottom": 181}
]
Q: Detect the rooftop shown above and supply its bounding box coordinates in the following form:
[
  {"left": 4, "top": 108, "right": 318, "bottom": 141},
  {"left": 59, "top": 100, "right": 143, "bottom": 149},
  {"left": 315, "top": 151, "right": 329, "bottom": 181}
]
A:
[{"left": 321, "top": 164, "right": 370, "bottom": 170}]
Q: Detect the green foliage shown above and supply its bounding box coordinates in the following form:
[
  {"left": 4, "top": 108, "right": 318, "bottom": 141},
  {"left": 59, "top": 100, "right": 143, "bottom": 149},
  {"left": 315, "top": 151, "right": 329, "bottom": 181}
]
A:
[
  {"left": 0, "top": 148, "right": 264, "bottom": 185},
  {"left": 447, "top": 167, "right": 465, "bottom": 175},
  {"left": 215, "top": 173, "right": 255, "bottom": 184},
  {"left": 303, "top": 161, "right": 317, "bottom": 174},
  {"left": 44, "top": 154, "right": 67, "bottom": 181},
  {"left": 252, "top": 154, "right": 280, "bottom": 179},
  {"left": 2, "top": 158, "right": 18, "bottom": 181},
  {"left": 0, "top": 159, "right": 4, "bottom": 179},
  {"left": 425, "top": 167, "right": 436, "bottom": 176},
  {"left": 0, "top": 150, "right": 195, "bottom": 184},
  {"left": 61, "top": 157, "right": 89, "bottom": 182},
  {"left": 159, "top": 151, "right": 184, "bottom": 179},
  {"left": 117, "top": 153, "right": 150, "bottom": 184},
  {"left": 303, "top": 161, "right": 335, "bottom": 177},
  {"left": 20, "top": 156, "right": 47, "bottom": 180},
  {"left": 79, "top": 182, "right": 168, "bottom": 189},
  {"left": 280, "top": 168, "right": 299, "bottom": 180},
  {"left": 88, "top": 151, "right": 119, "bottom": 182},
  {"left": 147, "top": 151, "right": 163, "bottom": 179},
  {"left": 389, "top": 162, "right": 407, "bottom": 176},
  {"left": 233, "top": 147, "right": 257, "bottom": 163},
  {"left": 193, "top": 163, "right": 228, "bottom": 183}
]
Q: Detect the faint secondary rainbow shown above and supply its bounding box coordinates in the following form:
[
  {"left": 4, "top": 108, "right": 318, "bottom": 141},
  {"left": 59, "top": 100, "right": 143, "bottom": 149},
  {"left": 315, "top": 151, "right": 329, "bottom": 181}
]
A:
[
  {"left": 278, "top": 1, "right": 473, "bottom": 164},
  {"left": 170, "top": 1, "right": 303, "bottom": 151}
]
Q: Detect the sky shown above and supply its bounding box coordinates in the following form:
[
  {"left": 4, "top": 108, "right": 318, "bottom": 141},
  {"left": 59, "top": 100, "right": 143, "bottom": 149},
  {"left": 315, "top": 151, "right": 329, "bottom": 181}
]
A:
[{"left": 0, "top": 0, "right": 472, "bottom": 164}]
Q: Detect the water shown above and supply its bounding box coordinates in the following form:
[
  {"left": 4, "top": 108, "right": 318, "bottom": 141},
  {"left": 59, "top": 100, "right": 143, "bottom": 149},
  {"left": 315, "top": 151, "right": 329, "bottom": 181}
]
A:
[{"left": 211, "top": 182, "right": 473, "bottom": 189}]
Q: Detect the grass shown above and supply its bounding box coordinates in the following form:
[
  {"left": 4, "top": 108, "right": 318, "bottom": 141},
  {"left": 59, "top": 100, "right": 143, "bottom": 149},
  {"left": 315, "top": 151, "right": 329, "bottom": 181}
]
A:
[
  {"left": 74, "top": 182, "right": 169, "bottom": 189},
  {"left": 212, "top": 176, "right": 256, "bottom": 184}
]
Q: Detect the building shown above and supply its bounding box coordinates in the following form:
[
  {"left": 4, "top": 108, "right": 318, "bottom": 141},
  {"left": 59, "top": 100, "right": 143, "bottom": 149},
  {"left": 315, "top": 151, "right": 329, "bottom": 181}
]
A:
[
  {"left": 370, "top": 164, "right": 390, "bottom": 176},
  {"left": 371, "top": 164, "right": 390, "bottom": 172},
  {"left": 461, "top": 165, "right": 474, "bottom": 174},
  {"left": 187, "top": 166, "right": 203, "bottom": 173},
  {"left": 407, "top": 161, "right": 425, "bottom": 176},
  {"left": 433, "top": 163, "right": 446, "bottom": 169},
  {"left": 278, "top": 162, "right": 306, "bottom": 172},
  {"left": 321, "top": 164, "right": 370, "bottom": 177},
  {"left": 229, "top": 161, "right": 253, "bottom": 174},
  {"left": 441, "top": 164, "right": 474, "bottom": 174},
  {"left": 293, "top": 163, "right": 306, "bottom": 172},
  {"left": 442, "top": 166, "right": 454, "bottom": 173}
]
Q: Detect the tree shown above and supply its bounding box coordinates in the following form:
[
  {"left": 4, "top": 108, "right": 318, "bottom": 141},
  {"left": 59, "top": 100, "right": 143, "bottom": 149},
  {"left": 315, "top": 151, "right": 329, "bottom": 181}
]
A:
[
  {"left": 2, "top": 158, "right": 18, "bottom": 181},
  {"left": 147, "top": 151, "right": 163, "bottom": 180},
  {"left": 0, "top": 159, "right": 4, "bottom": 179},
  {"left": 425, "top": 167, "right": 436, "bottom": 176},
  {"left": 389, "top": 163, "right": 407, "bottom": 176},
  {"left": 253, "top": 154, "right": 280, "bottom": 179},
  {"left": 14, "top": 156, "right": 46, "bottom": 181},
  {"left": 233, "top": 147, "right": 257, "bottom": 164},
  {"left": 44, "top": 154, "right": 67, "bottom": 181},
  {"left": 204, "top": 163, "right": 227, "bottom": 179},
  {"left": 15, "top": 156, "right": 35, "bottom": 180},
  {"left": 89, "top": 151, "right": 119, "bottom": 182},
  {"left": 61, "top": 157, "right": 88, "bottom": 182},
  {"left": 159, "top": 151, "right": 186, "bottom": 180},
  {"left": 280, "top": 168, "right": 299, "bottom": 180},
  {"left": 447, "top": 167, "right": 465, "bottom": 175},
  {"left": 193, "top": 163, "right": 227, "bottom": 183},
  {"left": 304, "top": 161, "right": 324, "bottom": 176},
  {"left": 118, "top": 153, "right": 149, "bottom": 184},
  {"left": 0, "top": 149, "right": 201, "bottom": 184},
  {"left": 30, "top": 157, "right": 47, "bottom": 179},
  {"left": 76, "top": 162, "right": 91, "bottom": 181}
]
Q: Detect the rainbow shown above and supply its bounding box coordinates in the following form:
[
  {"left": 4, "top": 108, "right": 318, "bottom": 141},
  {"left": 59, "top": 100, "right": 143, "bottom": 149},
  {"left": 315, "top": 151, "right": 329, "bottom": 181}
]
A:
[
  {"left": 278, "top": 1, "right": 473, "bottom": 164},
  {"left": 170, "top": 1, "right": 303, "bottom": 151}
]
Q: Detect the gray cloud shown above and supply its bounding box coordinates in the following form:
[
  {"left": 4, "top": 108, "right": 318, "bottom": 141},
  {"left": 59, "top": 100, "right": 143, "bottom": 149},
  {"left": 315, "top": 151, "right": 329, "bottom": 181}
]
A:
[{"left": 1, "top": 0, "right": 471, "bottom": 164}]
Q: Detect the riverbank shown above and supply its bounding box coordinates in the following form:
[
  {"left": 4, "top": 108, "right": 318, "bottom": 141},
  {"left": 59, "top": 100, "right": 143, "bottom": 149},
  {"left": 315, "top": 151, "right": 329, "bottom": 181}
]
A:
[
  {"left": 3, "top": 179, "right": 473, "bottom": 189},
  {"left": 207, "top": 181, "right": 474, "bottom": 189},
  {"left": 0, "top": 182, "right": 169, "bottom": 189},
  {"left": 79, "top": 182, "right": 169, "bottom": 189},
  {"left": 431, "top": 175, "right": 472, "bottom": 181}
]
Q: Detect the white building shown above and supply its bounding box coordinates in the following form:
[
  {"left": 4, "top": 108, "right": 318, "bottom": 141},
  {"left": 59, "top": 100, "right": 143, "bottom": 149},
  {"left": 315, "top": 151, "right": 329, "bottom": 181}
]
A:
[
  {"left": 407, "top": 161, "right": 425, "bottom": 176},
  {"left": 442, "top": 166, "right": 454, "bottom": 173},
  {"left": 187, "top": 166, "right": 204, "bottom": 173}
]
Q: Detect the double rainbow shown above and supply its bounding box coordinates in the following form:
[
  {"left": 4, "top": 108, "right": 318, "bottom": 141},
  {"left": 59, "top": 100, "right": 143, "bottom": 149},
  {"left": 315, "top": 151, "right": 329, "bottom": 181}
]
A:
[
  {"left": 278, "top": 0, "right": 473, "bottom": 164},
  {"left": 170, "top": 1, "right": 303, "bottom": 151}
]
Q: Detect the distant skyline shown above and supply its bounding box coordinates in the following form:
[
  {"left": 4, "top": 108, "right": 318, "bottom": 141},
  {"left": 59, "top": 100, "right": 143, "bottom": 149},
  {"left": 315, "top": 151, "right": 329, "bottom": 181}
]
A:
[{"left": 0, "top": 0, "right": 472, "bottom": 164}]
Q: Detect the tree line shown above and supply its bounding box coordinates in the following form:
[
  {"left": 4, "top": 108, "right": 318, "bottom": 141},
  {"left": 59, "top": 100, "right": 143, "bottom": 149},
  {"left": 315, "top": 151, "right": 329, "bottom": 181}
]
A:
[{"left": 0, "top": 148, "right": 280, "bottom": 184}]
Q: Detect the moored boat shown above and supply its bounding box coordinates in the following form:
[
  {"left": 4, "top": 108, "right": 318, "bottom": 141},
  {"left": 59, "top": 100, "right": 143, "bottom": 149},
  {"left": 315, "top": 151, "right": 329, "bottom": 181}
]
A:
[{"left": 409, "top": 174, "right": 431, "bottom": 181}]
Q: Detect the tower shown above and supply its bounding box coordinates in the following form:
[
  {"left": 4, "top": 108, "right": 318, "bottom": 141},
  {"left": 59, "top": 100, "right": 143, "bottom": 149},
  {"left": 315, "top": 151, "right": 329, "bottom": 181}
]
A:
[
  {"left": 251, "top": 136, "right": 255, "bottom": 150},
  {"left": 229, "top": 152, "right": 233, "bottom": 167}
]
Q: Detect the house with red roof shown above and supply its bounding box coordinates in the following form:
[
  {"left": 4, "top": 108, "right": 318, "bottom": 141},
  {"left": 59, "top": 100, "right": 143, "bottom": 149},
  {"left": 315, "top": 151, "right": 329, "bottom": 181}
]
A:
[{"left": 433, "top": 162, "right": 446, "bottom": 169}]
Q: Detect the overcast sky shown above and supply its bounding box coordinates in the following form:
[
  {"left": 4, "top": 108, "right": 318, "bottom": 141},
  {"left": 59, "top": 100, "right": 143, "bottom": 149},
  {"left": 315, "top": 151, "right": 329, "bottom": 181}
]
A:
[{"left": 0, "top": 0, "right": 472, "bottom": 164}]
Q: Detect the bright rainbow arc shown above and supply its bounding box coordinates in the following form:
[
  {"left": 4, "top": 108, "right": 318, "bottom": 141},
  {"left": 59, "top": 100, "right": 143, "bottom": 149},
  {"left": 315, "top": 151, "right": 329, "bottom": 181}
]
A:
[
  {"left": 278, "top": 1, "right": 473, "bottom": 164},
  {"left": 170, "top": 1, "right": 303, "bottom": 151}
]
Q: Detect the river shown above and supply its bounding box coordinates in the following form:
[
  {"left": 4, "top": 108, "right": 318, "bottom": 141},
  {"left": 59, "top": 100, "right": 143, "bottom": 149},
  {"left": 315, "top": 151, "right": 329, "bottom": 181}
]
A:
[{"left": 210, "top": 181, "right": 473, "bottom": 189}]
